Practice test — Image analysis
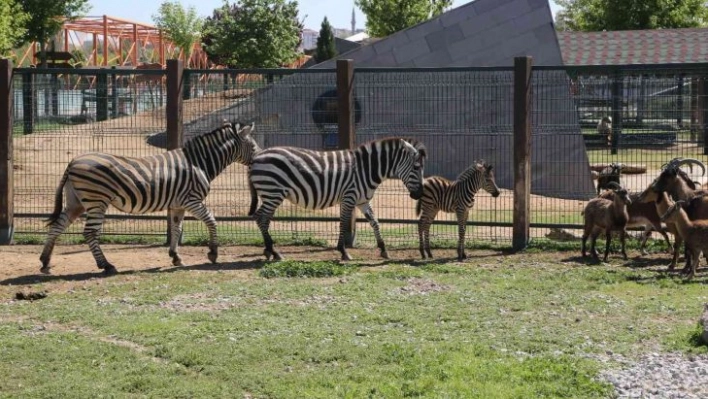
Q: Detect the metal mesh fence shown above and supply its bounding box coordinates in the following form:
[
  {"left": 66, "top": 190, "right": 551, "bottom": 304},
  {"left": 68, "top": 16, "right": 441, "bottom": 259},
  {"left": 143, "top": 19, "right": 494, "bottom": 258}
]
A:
[{"left": 9, "top": 64, "right": 708, "bottom": 249}]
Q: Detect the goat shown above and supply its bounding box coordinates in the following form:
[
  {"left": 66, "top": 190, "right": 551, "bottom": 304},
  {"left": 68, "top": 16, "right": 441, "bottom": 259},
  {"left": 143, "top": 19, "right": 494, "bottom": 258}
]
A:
[
  {"left": 644, "top": 157, "right": 708, "bottom": 270},
  {"left": 637, "top": 189, "right": 681, "bottom": 269},
  {"left": 597, "top": 116, "right": 612, "bottom": 147},
  {"left": 597, "top": 162, "right": 624, "bottom": 195},
  {"left": 659, "top": 196, "right": 708, "bottom": 279},
  {"left": 581, "top": 182, "right": 632, "bottom": 262},
  {"left": 597, "top": 116, "right": 612, "bottom": 136},
  {"left": 598, "top": 188, "right": 672, "bottom": 255}
]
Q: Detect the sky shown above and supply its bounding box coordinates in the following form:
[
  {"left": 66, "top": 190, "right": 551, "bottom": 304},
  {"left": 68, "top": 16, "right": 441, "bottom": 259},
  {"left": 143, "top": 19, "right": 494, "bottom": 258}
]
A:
[{"left": 86, "top": 0, "right": 561, "bottom": 32}]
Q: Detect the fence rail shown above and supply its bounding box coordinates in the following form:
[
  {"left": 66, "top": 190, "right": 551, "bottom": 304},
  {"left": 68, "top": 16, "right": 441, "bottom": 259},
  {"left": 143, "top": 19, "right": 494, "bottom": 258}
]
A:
[{"left": 2, "top": 58, "right": 708, "bottom": 249}]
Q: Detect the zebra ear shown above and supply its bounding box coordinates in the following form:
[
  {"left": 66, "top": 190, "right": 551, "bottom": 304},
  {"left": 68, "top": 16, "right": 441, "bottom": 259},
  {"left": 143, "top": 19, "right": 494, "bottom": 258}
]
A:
[{"left": 239, "top": 122, "right": 255, "bottom": 138}]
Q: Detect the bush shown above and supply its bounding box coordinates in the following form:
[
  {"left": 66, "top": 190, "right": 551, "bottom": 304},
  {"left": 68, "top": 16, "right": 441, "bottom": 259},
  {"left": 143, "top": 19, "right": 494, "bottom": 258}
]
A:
[{"left": 259, "top": 260, "right": 354, "bottom": 278}]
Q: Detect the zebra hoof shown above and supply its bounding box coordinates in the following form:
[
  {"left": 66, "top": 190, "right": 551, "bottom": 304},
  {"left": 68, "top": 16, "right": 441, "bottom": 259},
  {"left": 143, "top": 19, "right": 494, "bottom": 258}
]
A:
[
  {"left": 39, "top": 266, "right": 51, "bottom": 275},
  {"left": 208, "top": 251, "right": 218, "bottom": 264},
  {"left": 102, "top": 265, "right": 118, "bottom": 276},
  {"left": 380, "top": 251, "right": 389, "bottom": 259},
  {"left": 341, "top": 253, "right": 353, "bottom": 261},
  {"left": 172, "top": 258, "right": 184, "bottom": 267},
  {"left": 273, "top": 251, "right": 284, "bottom": 261}
]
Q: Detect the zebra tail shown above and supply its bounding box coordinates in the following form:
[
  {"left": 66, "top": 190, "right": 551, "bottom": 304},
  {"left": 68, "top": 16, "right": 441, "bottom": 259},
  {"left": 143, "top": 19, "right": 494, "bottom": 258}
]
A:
[
  {"left": 415, "top": 199, "right": 422, "bottom": 217},
  {"left": 247, "top": 178, "right": 258, "bottom": 217},
  {"left": 46, "top": 168, "right": 69, "bottom": 226}
]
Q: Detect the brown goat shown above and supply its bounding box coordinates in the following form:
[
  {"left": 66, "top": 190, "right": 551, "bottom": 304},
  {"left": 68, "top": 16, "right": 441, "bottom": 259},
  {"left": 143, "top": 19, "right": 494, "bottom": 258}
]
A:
[
  {"left": 598, "top": 189, "right": 672, "bottom": 255},
  {"left": 582, "top": 183, "right": 632, "bottom": 262},
  {"left": 660, "top": 196, "right": 708, "bottom": 279},
  {"left": 644, "top": 157, "right": 708, "bottom": 269}
]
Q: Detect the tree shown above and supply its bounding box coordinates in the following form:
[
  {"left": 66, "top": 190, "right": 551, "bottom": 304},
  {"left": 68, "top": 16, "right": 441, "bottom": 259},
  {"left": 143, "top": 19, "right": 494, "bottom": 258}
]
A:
[
  {"left": 17, "top": 0, "right": 90, "bottom": 66},
  {"left": 0, "top": 0, "right": 28, "bottom": 57},
  {"left": 555, "top": 0, "right": 708, "bottom": 31},
  {"left": 355, "top": 0, "right": 452, "bottom": 37},
  {"left": 315, "top": 17, "right": 336, "bottom": 63},
  {"left": 201, "top": 0, "right": 302, "bottom": 68},
  {"left": 152, "top": 1, "right": 204, "bottom": 63}
]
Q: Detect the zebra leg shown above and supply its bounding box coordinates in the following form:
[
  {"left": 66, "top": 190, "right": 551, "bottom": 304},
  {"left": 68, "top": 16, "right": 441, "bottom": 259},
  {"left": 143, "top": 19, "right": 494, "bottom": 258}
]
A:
[
  {"left": 418, "top": 217, "right": 426, "bottom": 259},
  {"left": 337, "top": 198, "right": 357, "bottom": 261},
  {"left": 168, "top": 208, "right": 186, "bottom": 266},
  {"left": 254, "top": 196, "right": 285, "bottom": 261},
  {"left": 456, "top": 208, "right": 469, "bottom": 261},
  {"left": 357, "top": 202, "right": 388, "bottom": 259},
  {"left": 417, "top": 208, "right": 437, "bottom": 259},
  {"left": 184, "top": 202, "right": 219, "bottom": 264},
  {"left": 39, "top": 202, "right": 84, "bottom": 274},
  {"left": 82, "top": 205, "right": 117, "bottom": 275}
]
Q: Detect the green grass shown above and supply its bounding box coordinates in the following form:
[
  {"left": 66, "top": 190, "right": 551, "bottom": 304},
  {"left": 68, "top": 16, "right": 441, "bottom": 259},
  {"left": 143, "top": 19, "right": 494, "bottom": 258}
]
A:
[
  {"left": 1, "top": 250, "right": 706, "bottom": 397},
  {"left": 259, "top": 260, "right": 355, "bottom": 278}
]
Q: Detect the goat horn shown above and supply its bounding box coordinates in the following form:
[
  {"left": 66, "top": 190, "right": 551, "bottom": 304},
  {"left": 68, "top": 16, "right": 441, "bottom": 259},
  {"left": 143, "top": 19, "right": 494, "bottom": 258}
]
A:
[{"left": 676, "top": 158, "right": 706, "bottom": 176}]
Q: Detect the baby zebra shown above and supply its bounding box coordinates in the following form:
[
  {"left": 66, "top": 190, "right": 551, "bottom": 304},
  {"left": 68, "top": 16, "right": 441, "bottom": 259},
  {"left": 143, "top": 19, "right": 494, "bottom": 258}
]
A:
[
  {"left": 40, "top": 121, "right": 260, "bottom": 275},
  {"left": 416, "top": 160, "right": 501, "bottom": 260}
]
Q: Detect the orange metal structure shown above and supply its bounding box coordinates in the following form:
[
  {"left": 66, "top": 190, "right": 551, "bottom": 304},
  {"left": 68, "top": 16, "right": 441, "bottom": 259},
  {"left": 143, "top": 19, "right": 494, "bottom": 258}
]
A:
[{"left": 15, "top": 15, "right": 209, "bottom": 68}]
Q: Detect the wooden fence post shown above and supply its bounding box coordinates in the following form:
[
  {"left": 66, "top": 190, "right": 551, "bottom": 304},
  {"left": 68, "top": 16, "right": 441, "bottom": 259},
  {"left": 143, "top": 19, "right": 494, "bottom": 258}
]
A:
[
  {"left": 702, "top": 77, "right": 708, "bottom": 155},
  {"left": 22, "top": 72, "right": 33, "bottom": 134},
  {"left": 677, "top": 73, "right": 685, "bottom": 128},
  {"left": 337, "top": 59, "right": 356, "bottom": 247},
  {"left": 166, "top": 59, "right": 184, "bottom": 246},
  {"left": 611, "top": 70, "right": 623, "bottom": 155},
  {"left": 512, "top": 56, "right": 532, "bottom": 252},
  {"left": 0, "top": 59, "right": 14, "bottom": 244},
  {"left": 96, "top": 72, "right": 109, "bottom": 122}
]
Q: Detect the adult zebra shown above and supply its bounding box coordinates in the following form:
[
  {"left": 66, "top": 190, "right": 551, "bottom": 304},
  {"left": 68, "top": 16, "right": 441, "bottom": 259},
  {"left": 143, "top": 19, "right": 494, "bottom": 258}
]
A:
[
  {"left": 248, "top": 137, "right": 427, "bottom": 261},
  {"left": 40, "top": 121, "right": 260, "bottom": 275},
  {"left": 416, "top": 160, "right": 500, "bottom": 260}
]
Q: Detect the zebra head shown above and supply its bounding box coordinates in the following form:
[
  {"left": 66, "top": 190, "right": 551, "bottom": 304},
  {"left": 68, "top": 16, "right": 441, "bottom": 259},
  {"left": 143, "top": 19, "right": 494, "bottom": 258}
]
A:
[
  {"left": 397, "top": 139, "right": 426, "bottom": 200},
  {"left": 228, "top": 121, "right": 261, "bottom": 165},
  {"left": 476, "top": 160, "right": 501, "bottom": 198}
]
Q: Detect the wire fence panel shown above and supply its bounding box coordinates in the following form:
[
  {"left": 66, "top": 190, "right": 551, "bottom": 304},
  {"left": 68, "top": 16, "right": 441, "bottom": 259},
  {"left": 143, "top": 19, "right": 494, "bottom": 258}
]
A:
[
  {"left": 535, "top": 65, "right": 708, "bottom": 243},
  {"left": 12, "top": 68, "right": 168, "bottom": 238},
  {"left": 9, "top": 63, "right": 708, "bottom": 249}
]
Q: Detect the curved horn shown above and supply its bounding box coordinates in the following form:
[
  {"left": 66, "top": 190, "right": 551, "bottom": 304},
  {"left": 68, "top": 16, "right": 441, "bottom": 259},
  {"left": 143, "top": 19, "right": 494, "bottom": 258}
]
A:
[
  {"left": 606, "top": 181, "right": 621, "bottom": 190},
  {"left": 677, "top": 158, "right": 706, "bottom": 176}
]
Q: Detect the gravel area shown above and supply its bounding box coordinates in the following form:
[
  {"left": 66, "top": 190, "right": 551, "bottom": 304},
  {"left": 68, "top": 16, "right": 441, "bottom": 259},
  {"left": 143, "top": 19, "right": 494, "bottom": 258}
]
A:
[{"left": 595, "top": 351, "right": 708, "bottom": 398}]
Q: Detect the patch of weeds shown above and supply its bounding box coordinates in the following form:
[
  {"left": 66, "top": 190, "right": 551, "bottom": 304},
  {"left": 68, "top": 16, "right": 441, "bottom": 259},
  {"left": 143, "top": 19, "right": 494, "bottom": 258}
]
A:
[
  {"left": 418, "top": 263, "right": 470, "bottom": 275},
  {"left": 664, "top": 322, "right": 708, "bottom": 354},
  {"left": 259, "top": 260, "right": 354, "bottom": 278}
]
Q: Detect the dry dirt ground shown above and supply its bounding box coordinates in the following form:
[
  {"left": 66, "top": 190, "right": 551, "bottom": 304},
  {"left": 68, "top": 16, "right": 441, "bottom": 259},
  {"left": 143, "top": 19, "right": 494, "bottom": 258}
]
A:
[
  {"left": 0, "top": 242, "right": 688, "bottom": 292},
  {"left": 0, "top": 244, "right": 511, "bottom": 294}
]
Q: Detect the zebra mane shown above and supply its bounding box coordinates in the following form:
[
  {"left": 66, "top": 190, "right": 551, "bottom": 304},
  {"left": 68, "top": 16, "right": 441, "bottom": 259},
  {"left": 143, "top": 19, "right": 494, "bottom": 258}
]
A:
[
  {"left": 365, "top": 137, "right": 427, "bottom": 158},
  {"left": 456, "top": 160, "right": 488, "bottom": 182},
  {"left": 182, "top": 121, "right": 239, "bottom": 152}
]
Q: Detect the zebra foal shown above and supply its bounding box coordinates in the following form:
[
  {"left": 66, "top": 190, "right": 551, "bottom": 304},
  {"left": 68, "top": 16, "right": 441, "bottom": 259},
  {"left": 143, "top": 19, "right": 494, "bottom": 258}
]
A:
[
  {"left": 416, "top": 160, "right": 500, "bottom": 260},
  {"left": 40, "top": 121, "right": 260, "bottom": 275},
  {"left": 248, "top": 137, "right": 427, "bottom": 261}
]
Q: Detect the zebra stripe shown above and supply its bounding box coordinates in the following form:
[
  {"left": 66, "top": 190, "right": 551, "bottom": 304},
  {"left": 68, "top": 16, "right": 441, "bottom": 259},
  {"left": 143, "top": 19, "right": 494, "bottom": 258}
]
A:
[
  {"left": 416, "top": 160, "right": 500, "bottom": 260},
  {"left": 40, "top": 121, "right": 261, "bottom": 274},
  {"left": 248, "top": 137, "right": 427, "bottom": 261}
]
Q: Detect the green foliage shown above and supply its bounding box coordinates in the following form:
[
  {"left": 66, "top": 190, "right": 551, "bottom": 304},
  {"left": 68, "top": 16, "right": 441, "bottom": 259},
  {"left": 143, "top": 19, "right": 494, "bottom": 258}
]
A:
[
  {"left": 152, "top": 1, "right": 204, "bottom": 62},
  {"left": 201, "top": 0, "right": 302, "bottom": 68},
  {"left": 0, "top": 0, "right": 28, "bottom": 56},
  {"left": 17, "top": 0, "right": 89, "bottom": 62},
  {"left": 555, "top": 0, "right": 708, "bottom": 31},
  {"left": 314, "top": 17, "right": 336, "bottom": 63},
  {"left": 259, "top": 260, "right": 353, "bottom": 278},
  {"left": 355, "top": 0, "right": 452, "bottom": 37}
]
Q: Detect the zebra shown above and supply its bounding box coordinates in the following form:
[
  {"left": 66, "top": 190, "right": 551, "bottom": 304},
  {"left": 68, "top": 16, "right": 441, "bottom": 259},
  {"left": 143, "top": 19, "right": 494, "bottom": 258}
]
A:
[
  {"left": 247, "top": 137, "right": 427, "bottom": 261},
  {"left": 416, "top": 160, "right": 500, "bottom": 260},
  {"left": 39, "top": 121, "right": 261, "bottom": 275}
]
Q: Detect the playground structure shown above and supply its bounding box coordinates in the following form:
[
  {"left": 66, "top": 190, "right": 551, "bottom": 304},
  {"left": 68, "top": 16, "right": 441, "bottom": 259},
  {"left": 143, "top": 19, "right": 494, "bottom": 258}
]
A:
[{"left": 12, "top": 15, "right": 209, "bottom": 69}]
